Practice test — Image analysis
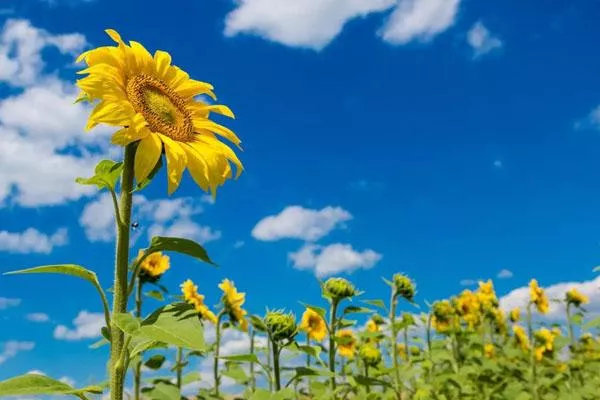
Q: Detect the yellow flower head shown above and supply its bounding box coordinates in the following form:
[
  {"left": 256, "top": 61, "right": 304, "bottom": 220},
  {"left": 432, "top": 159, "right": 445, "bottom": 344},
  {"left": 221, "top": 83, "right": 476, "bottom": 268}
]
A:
[
  {"left": 533, "top": 327, "right": 557, "bottom": 361},
  {"left": 180, "top": 279, "right": 217, "bottom": 324},
  {"left": 509, "top": 307, "right": 521, "bottom": 323},
  {"left": 218, "top": 279, "right": 248, "bottom": 332},
  {"left": 397, "top": 343, "right": 408, "bottom": 361},
  {"left": 513, "top": 325, "right": 529, "bottom": 351},
  {"left": 484, "top": 343, "right": 495, "bottom": 359},
  {"left": 432, "top": 300, "right": 457, "bottom": 334},
  {"left": 392, "top": 273, "right": 416, "bottom": 302},
  {"left": 76, "top": 30, "right": 243, "bottom": 196},
  {"left": 566, "top": 288, "right": 589, "bottom": 308},
  {"left": 359, "top": 344, "right": 382, "bottom": 367},
  {"left": 336, "top": 329, "right": 357, "bottom": 359},
  {"left": 455, "top": 290, "right": 481, "bottom": 329},
  {"left": 476, "top": 280, "right": 498, "bottom": 311},
  {"left": 299, "top": 308, "right": 327, "bottom": 342},
  {"left": 137, "top": 250, "right": 170, "bottom": 282},
  {"left": 557, "top": 363, "right": 568, "bottom": 373},
  {"left": 493, "top": 308, "right": 508, "bottom": 336},
  {"left": 529, "top": 279, "right": 549, "bottom": 314}
]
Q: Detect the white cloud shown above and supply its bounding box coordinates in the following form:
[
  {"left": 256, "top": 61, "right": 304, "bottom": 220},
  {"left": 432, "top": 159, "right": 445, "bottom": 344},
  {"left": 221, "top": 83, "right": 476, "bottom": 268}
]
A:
[
  {"left": 459, "top": 279, "right": 476, "bottom": 286},
  {"left": 466, "top": 21, "right": 503, "bottom": 59},
  {"left": 26, "top": 313, "right": 50, "bottom": 322},
  {"left": 252, "top": 205, "right": 352, "bottom": 242},
  {"left": 0, "top": 227, "right": 68, "bottom": 254},
  {"left": 59, "top": 376, "right": 76, "bottom": 387},
  {"left": 497, "top": 269, "right": 513, "bottom": 279},
  {"left": 289, "top": 243, "right": 382, "bottom": 277},
  {"left": 500, "top": 276, "right": 600, "bottom": 321},
  {"left": 80, "top": 194, "right": 221, "bottom": 244},
  {"left": 53, "top": 311, "right": 104, "bottom": 341},
  {"left": 0, "top": 297, "right": 21, "bottom": 309},
  {"left": 575, "top": 105, "right": 600, "bottom": 131},
  {"left": 0, "top": 340, "right": 35, "bottom": 365},
  {"left": 233, "top": 240, "right": 245, "bottom": 249},
  {"left": 0, "top": 18, "right": 86, "bottom": 87},
  {"left": 224, "top": 0, "right": 396, "bottom": 50},
  {"left": 379, "top": 0, "right": 461, "bottom": 45}
]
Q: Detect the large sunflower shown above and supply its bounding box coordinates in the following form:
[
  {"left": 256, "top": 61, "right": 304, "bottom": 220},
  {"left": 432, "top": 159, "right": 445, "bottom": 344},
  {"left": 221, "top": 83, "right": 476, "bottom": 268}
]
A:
[{"left": 76, "top": 29, "right": 243, "bottom": 196}]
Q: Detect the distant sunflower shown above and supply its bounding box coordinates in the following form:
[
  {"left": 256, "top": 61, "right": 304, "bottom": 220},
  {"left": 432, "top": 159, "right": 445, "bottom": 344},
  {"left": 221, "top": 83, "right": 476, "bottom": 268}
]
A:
[
  {"left": 136, "top": 250, "right": 170, "bottom": 283},
  {"left": 76, "top": 30, "right": 243, "bottom": 196},
  {"left": 219, "top": 279, "right": 248, "bottom": 332},
  {"left": 529, "top": 280, "right": 549, "bottom": 314},
  {"left": 299, "top": 308, "right": 327, "bottom": 342},
  {"left": 180, "top": 279, "right": 217, "bottom": 324},
  {"left": 336, "top": 329, "right": 356, "bottom": 359}
]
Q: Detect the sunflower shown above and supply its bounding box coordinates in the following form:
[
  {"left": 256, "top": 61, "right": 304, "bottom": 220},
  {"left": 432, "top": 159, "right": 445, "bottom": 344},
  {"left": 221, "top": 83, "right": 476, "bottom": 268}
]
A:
[
  {"left": 509, "top": 307, "right": 521, "bottom": 323},
  {"left": 455, "top": 290, "right": 481, "bottom": 329},
  {"left": 137, "top": 250, "right": 170, "bottom": 282},
  {"left": 484, "top": 343, "right": 495, "bottom": 359},
  {"left": 299, "top": 308, "right": 327, "bottom": 342},
  {"left": 476, "top": 280, "right": 498, "bottom": 311},
  {"left": 336, "top": 329, "right": 357, "bottom": 359},
  {"left": 513, "top": 325, "right": 529, "bottom": 351},
  {"left": 76, "top": 29, "right": 243, "bottom": 196},
  {"left": 180, "top": 279, "right": 217, "bottom": 324},
  {"left": 566, "top": 288, "right": 589, "bottom": 308},
  {"left": 219, "top": 279, "right": 248, "bottom": 332},
  {"left": 529, "top": 279, "right": 549, "bottom": 314}
]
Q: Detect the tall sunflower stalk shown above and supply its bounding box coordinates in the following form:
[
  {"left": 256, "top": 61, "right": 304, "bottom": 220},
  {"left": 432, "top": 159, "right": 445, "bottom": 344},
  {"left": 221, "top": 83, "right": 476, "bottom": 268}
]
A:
[
  {"left": 75, "top": 29, "right": 243, "bottom": 400},
  {"left": 263, "top": 310, "right": 297, "bottom": 391}
]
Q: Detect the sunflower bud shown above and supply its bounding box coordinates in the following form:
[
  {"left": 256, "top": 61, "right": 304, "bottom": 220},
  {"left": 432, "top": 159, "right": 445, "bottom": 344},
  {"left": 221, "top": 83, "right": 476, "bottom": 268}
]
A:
[
  {"left": 371, "top": 314, "right": 385, "bottom": 326},
  {"left": 393, "top": 274, "right": 416, "bottom": 302},
  {"left": 323, "top": 278, "right": 356, "bottom": 302},
  {"left": 410, "top": 346, "right": 421, "bottom": 357},
  {"left": 402, "top": 312, "right": 415, "bottom": 326},
  {"left": 264, "top": 310, "right": 297, "bottom": 343},
  {"left": 359, "top": 344, "right": 382, "bottom": 367}
]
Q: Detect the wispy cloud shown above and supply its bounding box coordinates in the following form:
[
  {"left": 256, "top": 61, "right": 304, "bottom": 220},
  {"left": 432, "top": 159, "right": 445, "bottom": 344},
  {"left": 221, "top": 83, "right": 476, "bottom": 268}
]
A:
[
  {"left": 467, "top": 21, "right": 503, "bottom": 59},
  {"left": 0, "top": 228, "right": 68, "bottom": 254},
  {"left": 26, "top": 313, "right": 50, "bottom": 323},
  {"left": 0, "top": 297, "right": 21, "bottom": 310},
  {"left": 497, "top": 269, "right": 513, "bottom": 279},
  {"left": 0, "top": 340, "right": 35, "bottom": 365}
]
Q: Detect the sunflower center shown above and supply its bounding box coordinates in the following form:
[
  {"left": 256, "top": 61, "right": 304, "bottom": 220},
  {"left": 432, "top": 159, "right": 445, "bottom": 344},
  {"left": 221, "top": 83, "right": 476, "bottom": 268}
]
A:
[{"left": 126, "top": 73, "right": 194, "bottom": 142}]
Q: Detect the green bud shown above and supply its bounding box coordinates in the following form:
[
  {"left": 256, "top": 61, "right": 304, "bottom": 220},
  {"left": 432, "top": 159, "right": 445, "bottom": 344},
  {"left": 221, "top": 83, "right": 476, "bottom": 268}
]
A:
[
  {"left": 359, "top": 344, "right": 382, "bottom": 367},
  {"left": 264, "top": 310, "right": 297, "bottom": 343},
  {"left": 371, "top": 314, "right": 385, "bottom": 326},
  {"left": 402, "top": 312, "right": 415, "bottom": 326},
  {"left": 323, "top": 277, "right": 357, "bottom": 302},
  {"left": 393, "top": 273, "right": 416, "bottom": 302},
  {"left": 410, "top": 346, "right": 421, "bottom": 357}
]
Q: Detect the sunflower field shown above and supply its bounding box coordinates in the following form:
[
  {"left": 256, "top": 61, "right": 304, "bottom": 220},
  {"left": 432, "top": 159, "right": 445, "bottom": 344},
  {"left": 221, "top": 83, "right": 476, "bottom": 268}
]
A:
[{"left": 1, "top": 29, "right": 600, "bottom": 400}]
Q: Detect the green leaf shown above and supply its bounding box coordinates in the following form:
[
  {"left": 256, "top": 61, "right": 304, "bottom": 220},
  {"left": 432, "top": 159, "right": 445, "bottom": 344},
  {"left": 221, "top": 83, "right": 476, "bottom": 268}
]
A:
[
  {"left": 145, "top": 236, "right": 216, "bottom": 266},
  {"left": 113, "top": 313, "right": 141, "bottom": 335},
  {"left": 222, "top": 363, "right": 249, "bottom": 385},
  {"left": 137, "top": 303, "right": 206, "bottom": 351},
  {"left": 145, "top": 290, "right": 165, "bottom": 301},
  {"left": 362, "top": 299, "right": 387, "bottom": 310},
  {"left": 89, "top": 338, "right": 109, "bottom": 349},
  {"left": 0, "top": 374, "right": 103, "bottom": 397},
  {"left": 129, "top": 339, "right": 167, "bottom": 360},
  {"left": 343, "top": 305, "right": 373, "bottom": 315},
  {"left": 144, "top": 354, "right": 166, "bottom": 370},
  {"left": 181, "top": 371, "right": 202, "bottom": 386},
  {"left": 571, "top": 312, "right": 584, "bottom": 326},
  {"left": 291, "top": 366, "right": 334, "bottom": 379},
  {"left": 250, "top": 315, "right": 267, "bottom": 332},
  {"left": 76, "top": 159, "right": 123, "bottom": 191},
  {"left": 141, "top": 381, "right": 180, "bottom": 400},
  {"left": 219, "top": 353, "right": 260, "bottom": 363},
  {"left": 584, "top": 316, "right": 600, "bottom": 330},
  {"left": 134, "top": 156, "right": 163, "bottom": 192},
  {"left": 301, "top": 303, "right": 327, "bottom": 320},
  {"left": 337, "top": 318, "right": 357, "bottom": 329}
]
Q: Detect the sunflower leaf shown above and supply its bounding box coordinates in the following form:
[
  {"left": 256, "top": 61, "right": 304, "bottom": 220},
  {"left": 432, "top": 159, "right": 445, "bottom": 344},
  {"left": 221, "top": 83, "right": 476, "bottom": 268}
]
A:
[
  {"left": 144, "top": 354, "right": 166, "bottom": 370},
  {"left": 0, "top": 374, "right": 103, "bottom": 397},
  {"left": 145, "top": 236, "right": 216, "bottom": 266},
  {"left": 75, "top": 159, "right": 123, "bottom": 191}
]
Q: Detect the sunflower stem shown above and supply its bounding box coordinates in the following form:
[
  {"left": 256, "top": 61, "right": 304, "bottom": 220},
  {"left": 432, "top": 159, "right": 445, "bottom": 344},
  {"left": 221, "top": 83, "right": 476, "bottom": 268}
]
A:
[
  {"left": 176, "top": 347, "right": 183, "bottom": 390},
  {"left": 249, "top": 329, "right": 256, "bottom": 392},
  {"left": 133, "top": 276, "right": 143, "bottom": 400},
  {"left": 213, "top": 311, "right": 225, "bottom": 397},
  {"left": 109, "top": 143, "right": 136, "bottom": 400},
  {"left": 328, "top": 300, "right": 339, "bottom": 392},
  {"left": 267, "top": 336, "right": 273, "bottom": 391},
  {"left": 527, "top": 303, "right": 539, "bottom": 400},
  {"left": 272, "top": 341, "right": 282, "bottom": 392},
  {"left": 389, "top": 290, "right": 401, "bottom": 395}
]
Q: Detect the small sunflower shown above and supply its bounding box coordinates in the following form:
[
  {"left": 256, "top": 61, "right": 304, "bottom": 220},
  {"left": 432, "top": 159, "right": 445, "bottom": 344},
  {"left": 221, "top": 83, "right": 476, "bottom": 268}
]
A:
[
  {"left": 137, "top": 250, "right": 170, "bottom": 283},
  {"left": 509, "top": 307, "right": 521, "bottom": 323},
  {"left": 476, "top": 279, "right": 498, "bottom": 311},
  {"left": 299, "top": 308, "right": 327, "bottom": 342},
  {"left": 76, "top": 30, "right": 243, "bottom": 196},
  {"left": 513, "top": 325, "right": 529, "bottom": 351},
  {"left": 336, "top": 329, "right": 357, "bottom": 359},
  {"left": 180, "top": 279, "right": 217, "bottom": 324},
  {"left": 219, "top": 279, "right": 248, "bottom": 332},
  {"left": 359, "top": 344, "right": 382, "bottom": 367},
  {"left": 431, "top": 300, "right": 457, "bottom": 334},
  {"left": 533, "top": 327, "right": 557, "bottom": 361},
  {"left": 529, "top": 279, "right": 549, "bottom": 314},
  {"left": 484, "top": 343, "right": 495, "bottom": 359},
  {"left": 454, "top": 290, "right": 481, "bottom": 329},
  {"left": 566, "top": 288, "right": 589, "bottom": 308}
]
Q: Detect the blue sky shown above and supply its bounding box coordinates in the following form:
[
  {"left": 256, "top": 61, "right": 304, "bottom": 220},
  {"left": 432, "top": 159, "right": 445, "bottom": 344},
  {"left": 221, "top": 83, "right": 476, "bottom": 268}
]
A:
[{"left": 1, "top": 0, "right": 600, "bottom": 391}]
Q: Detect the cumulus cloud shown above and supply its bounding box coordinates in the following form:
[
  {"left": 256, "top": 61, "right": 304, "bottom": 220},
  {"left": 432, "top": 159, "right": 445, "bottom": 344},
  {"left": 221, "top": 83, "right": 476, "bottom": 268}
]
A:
[
  {"left": 499, "top": 276, "right": 600, "bottom": 321},
  {"left": 0, "top": 297, "right": 21, "bottom": 310},
  {"left": 466, "top": 21, "right": 503, "bottom": 59},
  {"left": 0, "top": 227, "right": 68, "bottom": 254},
  {"left": 497, "top": 269, "right": 513, "bottom": 279},
  {"left": 289, "top": 243, "right": 382, "bottom": 277},
  {"left": 575, "top": 105, "right": 600, "bottom": 131},
  {"left": 0, "top": 340, "right": 35, "bottom": 365},
  {"left": 53, "top": 311, "right": 105, "bottom": 341},
  {"left": 379, "top": 0, "right": 461, "bottom": 45},
  {"left": 80, "top": 194, "right": 221, "bottom": 244},
  {"left": 26, "top": 313, "right": 50, "bottom": 322},
  {"left": 252, "top": 206, "right": 352, "bottom": 242},
  {"left": 224, "top": 0, "right": 395, "bottom": 50}
]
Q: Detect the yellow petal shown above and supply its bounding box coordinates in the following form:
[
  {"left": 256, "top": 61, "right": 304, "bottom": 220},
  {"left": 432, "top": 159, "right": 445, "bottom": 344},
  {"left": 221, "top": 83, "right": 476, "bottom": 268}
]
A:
[
  {"left": 129, "top": 40, "right": 153, "bottom": 73},
  {"left": 134, "top": 133, "right": 163, "bottom": 184},
  {"left": 153, "top": 50, "right": 172, "bottom": 80},
  {"left": 175, "top": 79, "right": 216, "bottom": 100},
  {"left": 194, "top": 135, "right": 244, "bottom": 179},
  {"left": 105, "top": 29, "right": 125, "bottom": 45},
  {"left": 111, "top": 126, "right": 150, "bottom": 146},
  {"left": 159, "top": 134, "right": 188, "bottom": 195},
  {"left": 86, "top": 101, "right": 134, "bottom": 131},
  {"left": 192, "top": 119, "right": 241, "bottom": 147},
  {"left": 182, "top": 144, "right": 210, "bottom": 192}
]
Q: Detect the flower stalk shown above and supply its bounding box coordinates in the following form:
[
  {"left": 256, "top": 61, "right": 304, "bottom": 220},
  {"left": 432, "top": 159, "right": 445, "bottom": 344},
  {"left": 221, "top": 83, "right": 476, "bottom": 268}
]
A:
[
  {"left": 213, "top": 311, "right": 225, "bottom": 397},
  {"left": 133, "top": 275, "right": 143, "bottom": 400}
]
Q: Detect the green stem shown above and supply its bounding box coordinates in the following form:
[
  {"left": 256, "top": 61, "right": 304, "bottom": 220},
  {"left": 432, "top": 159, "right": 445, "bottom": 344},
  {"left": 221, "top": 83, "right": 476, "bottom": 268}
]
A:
[
  {"left": 364, "top": 362, "right": 370, "bottom": 394},
  {"left": 214, "top": 312, "right": 225, "bottom": 397},
  {"left": 250, "top": 330, "right": 256, "bottom": 392},
  {"left": 176, "top": 347, "right": 183, "bottom": 390},
  {"left": 403, "top": 326, "right": 410, "bottom": 363},
  {"left": 426, "top": 312, "right": 433, "bottom": 381},
  {"left": 390, "top": 291, "right": 401, "bottom": 395},
  {"left": 109, "top": 143, "right": 136, "bottom": 400},
  {"left": 267, "top": 337, "right": 273, "bottom": 391},
  {"left": 527, "top": 303, "right": 538, "bottom": 400},
  {"left": 566, "top": 303, "right": 576, "bottom": 349},
  {"left": 133, "top": 277, "right": 143, "bottom": 400},
  {"left": 272, "top": 341, "right": 282, "bottom": 392},
  {"left": 328, "top": 300, "right": 339, "bottom": 391}
]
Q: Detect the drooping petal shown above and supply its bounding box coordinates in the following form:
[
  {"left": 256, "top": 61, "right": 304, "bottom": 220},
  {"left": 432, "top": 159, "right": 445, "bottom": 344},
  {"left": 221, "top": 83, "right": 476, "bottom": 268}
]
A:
[
  {"left": 134, "top": 133, "right": 163, "bottom": 184},
  {"left": 111, "top": 125, "right": 151, "bottom": 146},
  {"left": 159, "top": 133, "right": 188, "bottom": 195},
  {"left": 192, "top": 119, "right": 241, "bottom": 147},
  {"left": 86, "top": 100, "right": 135, "bottom": 131},
  {"left": 181, "top": 144, "right": 210, "bottom": 192},
  {"left": 174, "top": 79, "right": 216, "bottom": 100}
]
